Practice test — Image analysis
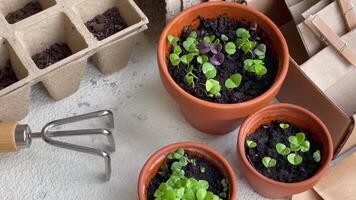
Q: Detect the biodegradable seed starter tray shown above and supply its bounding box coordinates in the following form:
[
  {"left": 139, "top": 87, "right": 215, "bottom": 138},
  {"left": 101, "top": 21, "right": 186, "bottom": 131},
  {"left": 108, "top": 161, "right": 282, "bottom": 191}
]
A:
[{"left": 0, "top": 0, "right": 148, "bottom": 121}]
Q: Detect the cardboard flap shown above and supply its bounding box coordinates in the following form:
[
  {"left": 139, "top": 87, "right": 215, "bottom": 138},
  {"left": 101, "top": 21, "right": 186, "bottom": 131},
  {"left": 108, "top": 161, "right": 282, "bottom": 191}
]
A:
[
  {"left": 289, "top": 0, "right": 319, "bottom": 24},
  {"left": 297, "top": 0, "right": 351, "bottom": 56},
  {"left": 301, "top": 0, "right": 332, "bottom": 20},
  {"left": 278, "top": 59, "right": 352, "bottom": 152},
  {"left": 314, "top": 152, "right": 356, "bottom": 200},
  {"left": 301, "top": 29, "right": 356, "bottom": 92},
  {"left": 292, "top": 189, "right": 322, "bottom": 200},
  {"left": 338, "top": 115, "right": 356, "bottom": 155}
]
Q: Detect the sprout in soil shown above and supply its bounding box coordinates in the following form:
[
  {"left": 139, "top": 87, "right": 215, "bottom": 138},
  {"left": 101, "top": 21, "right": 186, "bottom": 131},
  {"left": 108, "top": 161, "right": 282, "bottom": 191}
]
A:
[
  {"left": 167, "top": 35, "right": 179, "bottom": 46},
  {"left": 180, "top": 53, "right": 196, "bottom": 65},
  {"left": 205, "top": 79, "right": 221, "bottom": 97},
  {"left": 210, "top": 52, "right": 225, "bottom": 66},
  {"left": 276, "top": 143, "right": 291, "bottom": 156},
  {"left": 253, "top": 43, "right": 266, "bottom": 59},
  {"left": 185, "top": 65, "right": 198, "bottom": 88},
  {"left": 236, "top": 28, "right": 257, "bottom": 54},
  {"left": 246, "top": 140, "right": 257, "bottom": 148},
  {"left": 197, "top": 55, "right": 209, "bottom": 65},
  {"left": 279, "top": 123, "right": 290, "bottom": 129},
  {"left": 225, "top": 73, "right": 242, "bottom": 90},
  {"left": 313, "top": 150, "right": 321, "bottom": 162},
  {"left": 287, "top": 153, "right": 303, "bottom": 166},
  {"left": 225, "top": 42, "right": 237, "bottom": 55},
  {"left": 202, "top": 62, "right": 217, "bottom": 79},
  {"left": 221, "top": 34, "right": 229, "bottom": 42},
  {"left": 243, "top": 59, "right": 268, "bottom": 77},
  {"left": 262, "top": 156, "right": 277, "bottom": 168},
  {"left": 219, "top": 179, "right": 229, "bottom": 199},
  {"left": 289, "top": 132, "right": 310, "bottom": 153},
  {"left": 183, "top": 33, "right": 199, "bottom": 54},
  {"left": 154, "top": 148, "right": 222, "bottom": 200},
  {"left": 169, "top": 45, "right": 182, "bottom": 66}
]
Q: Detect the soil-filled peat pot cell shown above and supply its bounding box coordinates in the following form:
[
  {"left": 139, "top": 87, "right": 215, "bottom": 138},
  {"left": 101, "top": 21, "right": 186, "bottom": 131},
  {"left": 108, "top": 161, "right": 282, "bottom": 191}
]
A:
[
  {"left": 167, "top": 16, "right": 279, "bottom": 104},
  {"left": 0, "top": 0, "right": 56, "bottom": 24},
  {"left": 0, "top": 38, "right": 28, "bottom": 90},
  {"left": 73, "top": 0, "right": 142, "bottom": 40},
  {"left": 245, "top": 121, "right": 322, "bottom": 183},
  {"left": 148, "top": 148, "right": 230, "bottom": 200},
  {"left": 16, "top": 13, "right": 88, "bottom": 70}
]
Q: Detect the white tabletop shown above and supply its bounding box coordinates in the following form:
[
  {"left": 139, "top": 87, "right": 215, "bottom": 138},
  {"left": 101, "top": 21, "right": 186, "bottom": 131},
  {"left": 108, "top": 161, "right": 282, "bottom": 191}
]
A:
[{"left": 0, "top": 34, "right": 272, "bottom": 200}]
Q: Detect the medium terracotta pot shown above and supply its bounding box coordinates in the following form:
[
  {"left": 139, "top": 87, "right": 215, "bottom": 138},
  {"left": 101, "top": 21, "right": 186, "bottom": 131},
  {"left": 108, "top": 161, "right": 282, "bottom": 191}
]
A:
[
  {"left": 157, "top": 2, "right": 289, "bottom": 135},
  {"left": 138, "top": 142, "right": 238, "bottom": 200},
  {"left": 236, "top": 103, "right": 333, "bottom": 199}
]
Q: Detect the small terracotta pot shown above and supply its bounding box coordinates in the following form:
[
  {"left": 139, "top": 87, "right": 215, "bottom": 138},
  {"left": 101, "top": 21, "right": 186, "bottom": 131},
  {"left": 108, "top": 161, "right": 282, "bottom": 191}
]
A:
[
  {"left": 157, "top": 2, "right": 289, "bottom": 135},
  {"left": 236, "top": 103, "right": 333, "bottom": 199},
  {"left": 138, "top": 142, "right": 238, "bottom": 200}
]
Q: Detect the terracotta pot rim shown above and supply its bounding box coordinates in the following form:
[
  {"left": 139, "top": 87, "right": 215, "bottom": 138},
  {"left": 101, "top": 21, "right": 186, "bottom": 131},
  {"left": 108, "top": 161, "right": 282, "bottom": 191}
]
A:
[
  {"left": 157, "top": 2, "right": 289, "bottom": 109},
  {"left": 138, "top": 141, "right": 238, "bottom": 200},
  {"left": 237, "top": 103, "right": 334, "bottom": 187}
]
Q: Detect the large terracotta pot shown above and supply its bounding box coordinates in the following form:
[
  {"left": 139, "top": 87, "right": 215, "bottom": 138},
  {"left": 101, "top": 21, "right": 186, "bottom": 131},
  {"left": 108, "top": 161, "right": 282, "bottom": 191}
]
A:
[
  {"left": 138, "top": 142, "right": 238, "bottom": 200},
  {"left": 236, "top": 103, "right": 333, "bottom": 199},
  {"left": 157, "top": 2, "right": 289, "bottom": 135}
]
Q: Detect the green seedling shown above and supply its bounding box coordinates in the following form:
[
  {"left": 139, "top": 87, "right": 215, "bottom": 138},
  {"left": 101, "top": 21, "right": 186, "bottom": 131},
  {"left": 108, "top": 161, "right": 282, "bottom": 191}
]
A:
[
  {"left": 202, "top": 62, "right": 217, "bottom": 79},
  {"left": 180, "top": 53, "right": 195, "bottom": 65},
  {"left": 246, "top": 140, "right": 257, "bottom": 148},
  {"left": 219, "top": 179, "right": 229, "bottom": 199},
  {"left": 253, "top": 43, "right": 266, "bottom": 59},
  {"left": 236, "top": 28, "right": 257, "bottom": 54},
  {"left": 204, "top": 35, "right": 218, "bottom": 44},
  {"left": 224, "top": 42, "right": 236, "bottom": 55},
  {"left": 279, "top": 123, "right": 290, "bottom": 129},
  {"left": 183, "top": 37, "right": 199, "bottom": 54},
  {"left": 262, "top": 157, "right": 277, "bottom": 168},
  {"left": 313, "top": 150, "right": 321, "bottom": 163},
  {"left": 170, "top": 54, "right": 180, "bottom": 66},
  {"left": 197, "top": 55, "right": 209, "bottom": 64},
  {"left": 154, "top": 148, "right": 222, "bottom": 200},
  {"left": 167, "top": 35, "right": 179, "bottom": 46},
  {"left": 189, "top": 31, "right": 197, "bottom": 39},
  {"left": 225, "top": 73, "right": 242, "bottom": 90},
  {"left": 200, "top": 166, "right": 206, "bottom": 173},
  {"left": 288, "top": 132, "right": 310, "bottom": 152},
  {"left": 205, "top": 79, "right": 221, "bottom": 97},
  {"left": 287, "top": 153, "right": 303, "bottom": 166},
  {"left": 243, "top": 59, "right": 268, "bottom": 77},
  {"left": 276, "top": 143, "right": 291, "bottom": 156},
  {"left": 185, "top": 65, "right": 198, "bottom": 88},
  {"left": 221, "top": 34, "right": 229, "bottom": 41}
]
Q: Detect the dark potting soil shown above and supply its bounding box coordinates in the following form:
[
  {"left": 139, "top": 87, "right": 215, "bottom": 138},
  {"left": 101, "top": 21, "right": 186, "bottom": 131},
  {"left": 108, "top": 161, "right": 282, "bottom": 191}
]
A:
[
  {"left": 246, "top": 120, "right": 322, "bottom": 183},
  {"left": 147, "top": 152, "right": 228, "bottom": 200},
  {"left": 85, "top": 7, "right": 128, "bottom": 41},
  {"left": 32, "top": 43, "right": 73, "bottom": 69},
  {"left": 0, "top": 60, "right": 18, "bottom": 90},
  {"left": 5, "top": 2, "right": 43, "bottom": 24},
  {"left": 168, "top": 16, "right": 278, "bottom": 104}
]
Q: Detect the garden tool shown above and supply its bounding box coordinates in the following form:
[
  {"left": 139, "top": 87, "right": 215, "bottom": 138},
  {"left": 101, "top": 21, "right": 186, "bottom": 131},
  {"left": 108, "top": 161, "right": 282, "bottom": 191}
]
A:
[{"left": 0, "top": 110, "right": 116, "bottom": 181}]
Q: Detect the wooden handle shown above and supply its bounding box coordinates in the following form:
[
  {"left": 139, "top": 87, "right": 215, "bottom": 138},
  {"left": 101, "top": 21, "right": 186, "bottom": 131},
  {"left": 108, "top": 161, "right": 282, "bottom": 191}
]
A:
[{"left": 0, "top": 123, "right": 18, "bottom": 152}]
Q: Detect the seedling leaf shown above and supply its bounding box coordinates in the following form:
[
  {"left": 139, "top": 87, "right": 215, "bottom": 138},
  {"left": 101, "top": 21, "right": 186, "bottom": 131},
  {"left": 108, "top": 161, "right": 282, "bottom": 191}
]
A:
[
  {"left": 287, "top": 153, "right": 303, "bottom": 165},
  {"left": 262, "top": 157, "right": 277, "bottom": 168},
  {"left": 225, "top": 42, "right": 237, "bottom": 55},
  {"left": 197, "top": 55, "right": 209, "bottom": 64},
  {"left": 254, "top": 43, "right": 266, "bottom": 59},
  {"left": 167, "top": 35, "right": 179, "bottom": 45},
  {"left": 173, "top": 45, "right": 182, "bottom": 55},
  {"left": 169, "top": 53, "right": 180, "bottom": 66},
  {"left": 300, "top": 140, "right": 310, "bottom": 152},
  {"left": 246, "top": 140, "right": 257, "bottom": 148},
  {"left": 221, "top": 34, "right": 229, "bottom": 41},
  {"left": 205, "top": 79, "right": 221, "bottom": 97},
  {"left": 276, "top": 143, "right": 291, "bottom": 156},
  {"left": 313, "top": 150, "right": 321, "bottom": 162},
  {"left": 279, "top": 123, "right": 289, "bottom": 129},
  {"left": 225, "top": 73, "right": 242, "bottom": 90},
  {"left": 202, "top": 62, "right": 217, "bottom": 79}
]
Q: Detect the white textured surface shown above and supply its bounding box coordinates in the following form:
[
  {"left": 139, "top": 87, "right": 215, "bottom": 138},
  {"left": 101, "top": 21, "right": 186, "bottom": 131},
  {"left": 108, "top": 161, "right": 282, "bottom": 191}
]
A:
[{"left": 0, "top": 34, "right": 271, "bottom": 200}]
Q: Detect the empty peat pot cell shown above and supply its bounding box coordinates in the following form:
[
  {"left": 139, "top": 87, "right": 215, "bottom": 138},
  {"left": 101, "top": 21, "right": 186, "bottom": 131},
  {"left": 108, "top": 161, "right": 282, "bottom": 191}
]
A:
[
  {"left": 85, "top": 7, "right": 128, "bottom": 41},
  {"left": 0, "top": 39, "right": 28, "bottom": 90},
  {"left": 1, "top": 0, "right": 56, "bottom": 24},
  {"left": 245, "top": 121, "right": 322, "bottom": 183},
  {"left": 31, "top": 43, "right": 73, "bottom": 69}
]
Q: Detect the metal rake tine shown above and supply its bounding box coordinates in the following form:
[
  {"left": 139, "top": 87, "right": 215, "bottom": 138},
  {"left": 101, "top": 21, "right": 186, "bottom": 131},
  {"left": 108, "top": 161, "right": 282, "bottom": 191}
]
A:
[{"left": 40, "top": 110, "right": 116, "bottom": 181}]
